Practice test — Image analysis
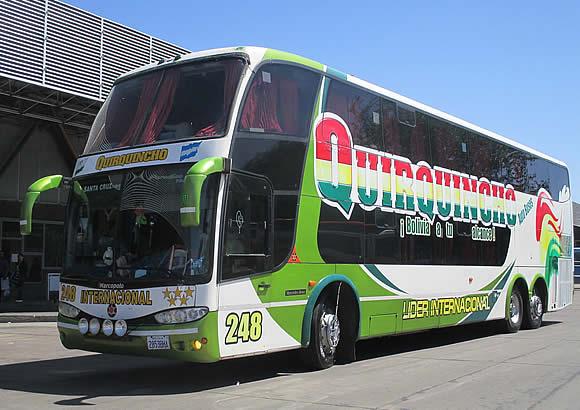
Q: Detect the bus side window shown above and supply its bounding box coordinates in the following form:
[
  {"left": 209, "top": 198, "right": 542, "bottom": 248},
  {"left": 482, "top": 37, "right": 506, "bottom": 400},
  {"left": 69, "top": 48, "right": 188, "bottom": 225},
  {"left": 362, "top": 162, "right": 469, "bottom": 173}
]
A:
[
  {"left": 382, "top": 100, "right": 430, "bottom": 162},
  {"left": 239, "top": 64, "right": 319, "bottom": 138},
  {"left": 325, "top": 79, "right": 382, "bottom": 150},
  {"left": 469, "top": 134, "right": 498, "bottom": 181},
  {"left": 429, "top": 118, "right": 469, "bottom": 171},
  {"left": 221, "top": 173, "right": 273, "bottom": 281}
]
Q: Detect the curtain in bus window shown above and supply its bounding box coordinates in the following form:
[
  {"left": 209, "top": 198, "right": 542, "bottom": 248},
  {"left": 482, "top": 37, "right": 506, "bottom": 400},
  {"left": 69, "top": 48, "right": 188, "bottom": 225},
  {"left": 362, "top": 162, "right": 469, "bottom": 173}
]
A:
[
  {"left": 117, "top": 71, "right": 163, "bottom": 147},
  {"left": 196, "top": 62, "right": 241, "bottom": 137},
  {"left": 279, "top": 78, "right": 299, "bottom": 135},
  {"left": 326, "top": 89, "right": 349, "bottom": 123},
  {"left": 240, "top": 64, "right": 319, "bottom": 137},
  {"left": 141, "top": 69, "right": 180, "bottom": 144},
  {"left": 240, "top": 75, "right": 282, "bottom": 133}
]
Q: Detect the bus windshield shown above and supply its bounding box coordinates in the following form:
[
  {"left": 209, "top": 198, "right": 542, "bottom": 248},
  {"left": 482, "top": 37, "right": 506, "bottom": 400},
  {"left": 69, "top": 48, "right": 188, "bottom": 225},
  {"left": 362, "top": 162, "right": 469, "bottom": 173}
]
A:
[
  {"left": 63, "top": 165, "right": 218, "bottom": 284},
  {"left": 84, "top": 57, "right": 245, "bottom": 154}
]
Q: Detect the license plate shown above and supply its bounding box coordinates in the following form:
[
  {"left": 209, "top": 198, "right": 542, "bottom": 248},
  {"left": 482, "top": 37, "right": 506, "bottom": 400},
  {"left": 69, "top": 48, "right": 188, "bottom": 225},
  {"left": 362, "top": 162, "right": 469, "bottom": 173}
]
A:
[{"left": 147, "top": 335, "right": 170, "bottom": 350}]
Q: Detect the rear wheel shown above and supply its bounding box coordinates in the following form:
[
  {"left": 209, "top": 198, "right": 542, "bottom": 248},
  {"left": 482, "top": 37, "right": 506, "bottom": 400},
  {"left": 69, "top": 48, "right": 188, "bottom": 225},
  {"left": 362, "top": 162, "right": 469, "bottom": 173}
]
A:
[
  {"left": 303, "top": 296, "right": 341, "bottom": 370},
  {"left": 504, "top": 287, "right": 523, "bottom": 333},
  {"left": 523, "top": 287, "right": 544, "bottom": 329}
]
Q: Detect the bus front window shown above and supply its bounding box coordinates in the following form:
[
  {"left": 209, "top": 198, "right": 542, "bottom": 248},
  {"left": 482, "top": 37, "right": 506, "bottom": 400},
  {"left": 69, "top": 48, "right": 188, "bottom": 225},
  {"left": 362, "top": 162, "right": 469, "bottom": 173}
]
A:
[
  {"left": 64, "top": 165, "right": 218, "bottom": 284},
  {"left": 84, "top": 58, "right": 245, "bottom": 154}
]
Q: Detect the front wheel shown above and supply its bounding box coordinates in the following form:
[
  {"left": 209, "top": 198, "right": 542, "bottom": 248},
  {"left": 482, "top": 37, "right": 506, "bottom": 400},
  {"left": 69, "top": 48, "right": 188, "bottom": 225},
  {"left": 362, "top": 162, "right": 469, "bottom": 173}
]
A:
[
  {"left": 303, "top": 297, "right": 341, "bottom": 370},
  {"left": 504, "top": 287, "right": 523, "bottom": 333}
]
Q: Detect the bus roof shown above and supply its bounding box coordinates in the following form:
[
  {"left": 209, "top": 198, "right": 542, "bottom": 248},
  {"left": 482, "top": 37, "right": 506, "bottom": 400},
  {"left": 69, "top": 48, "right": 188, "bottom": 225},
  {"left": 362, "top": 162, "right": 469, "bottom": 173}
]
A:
[{"left": 118, "top": 46, "right": 566, "bottom": 168}]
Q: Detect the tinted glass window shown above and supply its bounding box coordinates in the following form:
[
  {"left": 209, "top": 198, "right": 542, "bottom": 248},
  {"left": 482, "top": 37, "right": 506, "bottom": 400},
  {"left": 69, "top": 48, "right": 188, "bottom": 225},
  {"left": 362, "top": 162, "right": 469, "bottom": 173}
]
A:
[
  {"left": 85, "top": 59, "right": 244, "bottom": 154},
  {"left": 469, "top": 134, "right": 499, "bottom": 180},
  {"left": 365, "top": 210, "right": 401, "bottom": 264},
  {"left": 231, "top": 139, "right": 305, "bottom": 190},
  {"left": 526, "top": 156, "right": 550, "bottom": 194},
  {"left": 240, "top": 64, "right": 319, "bottom": 137},
  {"left": 550, "top": 164, "right": 569, "bottom": 200},
  {"left": 318, "top": 204, "right": 364, "bottom": 263},
  {"left": 222, "top": 173, "right": 272, "bottom": 280},
  {"left": 326, "top": 80, "right": 382, "bottom": 149},
  {"left": 526, "top": 156, "right": 569, "bottom": 200},
  {"left": 382, "top": 101, "right": 430, "bottom": 162},
  {"left": 429, "top": 118, "right": 469, "bottom": 171},
  {"left": 363, "top": 215, "right": 510, "bottom": 266},
  {"left": 273, "top": 195, "right": 298, "bottom": 265}
]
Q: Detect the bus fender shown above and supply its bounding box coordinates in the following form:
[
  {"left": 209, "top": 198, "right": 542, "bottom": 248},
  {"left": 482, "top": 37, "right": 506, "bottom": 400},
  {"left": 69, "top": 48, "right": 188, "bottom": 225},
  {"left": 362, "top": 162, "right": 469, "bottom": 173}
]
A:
[{"left": 300, "top": 275, "right": 361, "bottom": 347}]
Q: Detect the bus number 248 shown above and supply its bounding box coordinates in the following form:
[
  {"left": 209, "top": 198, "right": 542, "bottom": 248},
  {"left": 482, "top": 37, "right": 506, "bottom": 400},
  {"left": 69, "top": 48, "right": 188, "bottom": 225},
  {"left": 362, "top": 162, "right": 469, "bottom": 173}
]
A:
[{"left": 225, "top": 311, "right": 263, "bottom": 344}]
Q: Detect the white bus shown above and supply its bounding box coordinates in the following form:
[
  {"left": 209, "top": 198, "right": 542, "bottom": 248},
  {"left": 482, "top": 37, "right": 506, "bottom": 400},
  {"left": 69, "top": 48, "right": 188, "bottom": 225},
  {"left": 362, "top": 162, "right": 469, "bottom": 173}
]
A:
[{"left": 22, "top": 47, "right": 573, "bottom": 369}]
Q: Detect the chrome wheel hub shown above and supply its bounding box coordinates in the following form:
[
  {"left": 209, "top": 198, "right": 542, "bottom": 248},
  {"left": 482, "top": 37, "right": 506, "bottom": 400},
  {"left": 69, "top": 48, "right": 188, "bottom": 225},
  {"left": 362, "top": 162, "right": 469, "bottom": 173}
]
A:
[
  {"left": 530, "top": 295, "right": 543, "bottom": 321},
  {"left": 320, "top": 312, "right": 340, "bottom": 358},
  {"left": 510, "top": 294, "right": 520, "bottom": 324}
]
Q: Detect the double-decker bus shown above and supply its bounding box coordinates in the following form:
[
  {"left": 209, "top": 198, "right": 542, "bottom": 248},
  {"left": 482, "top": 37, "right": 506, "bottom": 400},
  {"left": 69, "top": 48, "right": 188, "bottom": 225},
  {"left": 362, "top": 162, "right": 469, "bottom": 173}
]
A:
[{"left": 22, "top": 47, "right": 573, "bottom": 369}]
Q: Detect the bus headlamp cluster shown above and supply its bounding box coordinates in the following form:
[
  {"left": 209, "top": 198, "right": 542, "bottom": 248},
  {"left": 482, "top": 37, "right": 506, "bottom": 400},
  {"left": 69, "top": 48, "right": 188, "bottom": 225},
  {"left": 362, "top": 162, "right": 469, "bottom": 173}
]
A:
[
  {"left": 102, "top": 319, "right": 114, "bottom": 336},
  {"left": 77, "top": 318, "right": 128, "bottom": 337},
  {"left": 89, "top": 318, "right": 100, "bottom": 335},
  {"left": 154, "top": 307, "right": 209, "bottom": 324},
  {"left": 58, "top": 303, "right": 80, "bottom": 318}
]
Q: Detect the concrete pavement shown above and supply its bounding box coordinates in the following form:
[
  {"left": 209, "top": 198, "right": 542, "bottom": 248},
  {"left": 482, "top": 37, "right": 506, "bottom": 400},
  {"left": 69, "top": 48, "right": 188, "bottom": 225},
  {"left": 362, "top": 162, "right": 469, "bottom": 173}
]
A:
[
  {"left": 0, "top": 299, "right": 579, "bottom": 409},
  {"left": 0, "top": 312, "right": 57, "bottom": 323}
]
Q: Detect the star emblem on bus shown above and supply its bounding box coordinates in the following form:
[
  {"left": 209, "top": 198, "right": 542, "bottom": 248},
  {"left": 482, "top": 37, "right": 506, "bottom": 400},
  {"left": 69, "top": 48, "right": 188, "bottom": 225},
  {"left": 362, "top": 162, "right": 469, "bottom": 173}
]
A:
[{"left": 162, "top": 286, "right": 194, "bottom": 306}]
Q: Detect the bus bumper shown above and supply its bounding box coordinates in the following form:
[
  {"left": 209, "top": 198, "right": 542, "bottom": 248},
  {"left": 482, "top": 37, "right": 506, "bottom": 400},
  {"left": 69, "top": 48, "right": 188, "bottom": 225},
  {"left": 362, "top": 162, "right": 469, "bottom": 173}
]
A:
[{"left": 57, "top": 312, "right": 220, "bottom": 363}]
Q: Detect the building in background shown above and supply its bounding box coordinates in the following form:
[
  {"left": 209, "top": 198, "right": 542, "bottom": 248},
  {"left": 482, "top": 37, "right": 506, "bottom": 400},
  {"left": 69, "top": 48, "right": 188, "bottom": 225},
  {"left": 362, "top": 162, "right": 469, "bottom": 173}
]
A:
[{"left": 0, "top": 0, "right": 189, "bottom": 306}]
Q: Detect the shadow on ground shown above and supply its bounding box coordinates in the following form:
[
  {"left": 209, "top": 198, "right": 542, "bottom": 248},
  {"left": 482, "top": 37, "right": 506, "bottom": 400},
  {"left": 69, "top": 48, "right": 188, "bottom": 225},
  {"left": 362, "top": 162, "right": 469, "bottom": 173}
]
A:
[{"left": 0, "top": 319, "right": 562, "bottom": 405}]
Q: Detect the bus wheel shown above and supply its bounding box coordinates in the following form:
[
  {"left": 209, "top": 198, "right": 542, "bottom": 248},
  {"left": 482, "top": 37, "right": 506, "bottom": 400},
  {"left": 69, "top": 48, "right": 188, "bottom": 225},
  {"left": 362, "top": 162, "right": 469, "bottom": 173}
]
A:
[
  {"left": 505, "top": 287, "right": 523, "bottom": 333},
  {"left": 304, "top": 296, "right": 340, "bottom": 370},
  {"left": 523, "top": 287, "right": 544, "bottom": 329}
]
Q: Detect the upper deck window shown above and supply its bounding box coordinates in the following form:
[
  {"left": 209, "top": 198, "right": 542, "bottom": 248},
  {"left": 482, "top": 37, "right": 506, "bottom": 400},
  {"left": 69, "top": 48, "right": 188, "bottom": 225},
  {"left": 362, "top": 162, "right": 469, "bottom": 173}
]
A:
[
  {"left": 84, "top": 58, "right": 245, "bottom": 154},
  {"left": 239, "top": 64, "right": 319, "bottom": 137},
  {"left": 325, "top": 80, "right": 382, "bottom": 150}
]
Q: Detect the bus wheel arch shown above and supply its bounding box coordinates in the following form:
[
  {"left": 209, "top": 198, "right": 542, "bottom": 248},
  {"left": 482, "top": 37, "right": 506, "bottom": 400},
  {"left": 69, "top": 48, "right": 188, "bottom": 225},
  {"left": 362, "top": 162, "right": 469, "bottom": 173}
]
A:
[
  {"left": 523, "top": 277, "right": 547, "bottom": 330},
  {"left": 301, "top": 276, "right": 360, "bottom": 369}
]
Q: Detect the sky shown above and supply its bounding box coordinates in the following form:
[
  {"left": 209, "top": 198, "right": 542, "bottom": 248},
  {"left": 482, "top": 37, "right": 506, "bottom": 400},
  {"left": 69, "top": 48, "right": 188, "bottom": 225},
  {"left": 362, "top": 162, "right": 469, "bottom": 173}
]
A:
[{"left": 66, "top": 0, "right": 580, "bottom": 200}]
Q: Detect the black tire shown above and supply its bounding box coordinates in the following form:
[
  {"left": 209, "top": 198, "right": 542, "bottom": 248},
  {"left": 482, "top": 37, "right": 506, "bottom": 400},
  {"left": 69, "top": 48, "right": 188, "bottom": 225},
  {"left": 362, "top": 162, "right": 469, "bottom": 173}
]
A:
[
  {"left": 302, "top": 296, "right": 340, "bottom": 370},
  {"left": 522, "top": 287, "right": 544, "bottom": 330},
  {"left": 504, "top": 286, "right": 524, "bottom": 333}
]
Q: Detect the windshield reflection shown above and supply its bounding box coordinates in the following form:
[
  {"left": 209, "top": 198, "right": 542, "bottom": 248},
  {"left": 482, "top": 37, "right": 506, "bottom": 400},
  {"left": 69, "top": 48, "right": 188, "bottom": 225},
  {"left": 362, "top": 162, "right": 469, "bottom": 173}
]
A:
[{"left": 64, "top": 165, "right": 217, "bottom": 283}]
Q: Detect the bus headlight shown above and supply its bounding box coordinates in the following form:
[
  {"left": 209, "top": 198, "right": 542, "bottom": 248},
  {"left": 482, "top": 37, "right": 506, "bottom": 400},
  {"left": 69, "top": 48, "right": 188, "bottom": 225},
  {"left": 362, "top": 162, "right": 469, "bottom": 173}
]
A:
[
  {"left": 114, "top": 320, "right": 127, "bottom": 337},
  {"left": 78, "top": 318, "right": 89, "bottom": 335},
  {"left": 154, "top": 307, "right": 209, "bottom": 324},
  {"left": 58, "top": 303, "right": 80, "bottom": 318},
  {"left": 89, "top": 318, "right": 100, "bottom": 335},
  {"left": 102, "top": 319, "right": 114, "bottom": 336}
]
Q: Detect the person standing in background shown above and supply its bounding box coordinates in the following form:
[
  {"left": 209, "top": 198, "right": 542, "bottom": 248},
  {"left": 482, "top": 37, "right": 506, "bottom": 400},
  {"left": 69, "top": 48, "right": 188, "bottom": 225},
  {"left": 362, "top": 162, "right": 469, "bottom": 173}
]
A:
[
  {"left": 0, "top": 251, "right": 9, "bottom": 303},
  {"left": 13, "top": 253, "right": 27, "bottom": 302}
]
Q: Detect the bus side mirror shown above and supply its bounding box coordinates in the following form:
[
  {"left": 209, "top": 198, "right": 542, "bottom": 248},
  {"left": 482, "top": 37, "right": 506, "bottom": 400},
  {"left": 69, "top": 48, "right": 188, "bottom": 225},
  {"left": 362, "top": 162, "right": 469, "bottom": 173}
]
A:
[
  {"left": 181, "top": 157, "right": 231, "bottom": 227},
  {"left": 20, "top": 175, "right": 87, "bottom": 235}
]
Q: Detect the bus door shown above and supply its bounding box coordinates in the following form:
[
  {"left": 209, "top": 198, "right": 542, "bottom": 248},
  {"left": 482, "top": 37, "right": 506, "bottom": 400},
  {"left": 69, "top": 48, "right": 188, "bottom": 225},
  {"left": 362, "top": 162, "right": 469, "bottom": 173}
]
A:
[{"left": 217, "top": 172, "right": 274, "bottom": 357}]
